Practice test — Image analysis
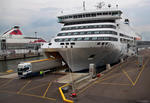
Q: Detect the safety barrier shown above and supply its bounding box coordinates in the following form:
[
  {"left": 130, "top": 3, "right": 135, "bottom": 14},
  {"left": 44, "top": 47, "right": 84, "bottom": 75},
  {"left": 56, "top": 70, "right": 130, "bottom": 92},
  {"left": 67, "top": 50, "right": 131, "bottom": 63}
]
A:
[{"left": 59, "top": 83, "right": 74, "bottom": 103}]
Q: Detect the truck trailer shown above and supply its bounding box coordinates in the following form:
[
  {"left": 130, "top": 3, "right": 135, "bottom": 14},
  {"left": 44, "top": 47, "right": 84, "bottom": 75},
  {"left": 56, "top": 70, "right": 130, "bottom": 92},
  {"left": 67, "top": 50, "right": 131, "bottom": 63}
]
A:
[{"left": 17, "top": 58, "right": 62, "bottom": 78}]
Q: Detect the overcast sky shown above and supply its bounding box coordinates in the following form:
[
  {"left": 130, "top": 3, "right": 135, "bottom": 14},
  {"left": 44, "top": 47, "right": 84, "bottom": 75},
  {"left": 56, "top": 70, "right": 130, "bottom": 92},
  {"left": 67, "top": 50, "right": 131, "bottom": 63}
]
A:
[{"left": 0, "top": 0, "right": 150, "bottom": 41}]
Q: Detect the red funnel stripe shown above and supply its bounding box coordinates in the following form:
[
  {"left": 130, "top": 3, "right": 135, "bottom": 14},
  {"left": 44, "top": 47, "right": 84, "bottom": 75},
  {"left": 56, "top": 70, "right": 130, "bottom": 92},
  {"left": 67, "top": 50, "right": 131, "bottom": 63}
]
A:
[
  {"left": 31, "top": 39, "right": 46, "bottom": 43},
  {"left": 10, "top": 30, "right": 22, "bottom": 35},
  {"left": 136, "top": 37, "right": 142, "bottom": 40}
]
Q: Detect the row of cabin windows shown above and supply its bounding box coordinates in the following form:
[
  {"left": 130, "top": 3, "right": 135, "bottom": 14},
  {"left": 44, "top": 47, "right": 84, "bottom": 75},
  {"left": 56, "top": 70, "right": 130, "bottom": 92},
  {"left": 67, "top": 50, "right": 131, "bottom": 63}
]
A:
[
  {"left": 61, "top": 25, "right": 116, "bottom": 31},
  {"left": 64, "top": 20, "right": 115, "bottom": 25},
  {"left": 58, "top": 31, "right": 117, "bottom": 36},
  {"left": 59, "top": 11, "right": 121, "bottom": 20},
  {"left": 119, "top": 33, "right": 133, "bottom": 39},
  {"left": 120, "top": 38, "right": 134, "bottom": 43},
  {"left": 55, "top": 37, "right": 118, "bottom": 42}
]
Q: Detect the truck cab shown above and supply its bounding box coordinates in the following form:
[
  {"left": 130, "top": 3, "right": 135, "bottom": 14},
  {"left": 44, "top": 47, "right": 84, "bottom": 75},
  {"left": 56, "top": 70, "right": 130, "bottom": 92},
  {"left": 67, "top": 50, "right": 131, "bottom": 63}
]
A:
[{"left": 17, "top": 63, "right": 32, "bottom": 78}]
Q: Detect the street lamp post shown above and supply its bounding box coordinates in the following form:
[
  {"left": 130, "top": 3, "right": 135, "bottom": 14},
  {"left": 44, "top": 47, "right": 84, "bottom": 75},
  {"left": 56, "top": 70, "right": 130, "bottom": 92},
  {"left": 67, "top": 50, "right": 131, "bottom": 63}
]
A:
[{"left": 34, "top": 32, "right": 37, "bottom": 38}]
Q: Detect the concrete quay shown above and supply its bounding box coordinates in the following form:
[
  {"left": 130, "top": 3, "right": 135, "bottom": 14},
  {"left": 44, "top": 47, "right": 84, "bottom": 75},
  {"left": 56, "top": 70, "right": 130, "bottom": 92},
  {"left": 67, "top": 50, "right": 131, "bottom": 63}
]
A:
[
  {"left": 76, "top": 49, "right": 150, "bottom": 103},
  {"left": 0, "top": 52, "right": 42, "bottom": 61},
  {"left": 0, "top": 49, "right": 150, "bottom": 103}
]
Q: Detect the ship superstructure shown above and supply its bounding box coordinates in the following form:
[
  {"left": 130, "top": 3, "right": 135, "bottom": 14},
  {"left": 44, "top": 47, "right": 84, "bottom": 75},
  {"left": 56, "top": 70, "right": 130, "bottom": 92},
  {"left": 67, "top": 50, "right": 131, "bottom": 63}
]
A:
[{"left": 42, "top": 6, "right": 141, "bottom": 72}]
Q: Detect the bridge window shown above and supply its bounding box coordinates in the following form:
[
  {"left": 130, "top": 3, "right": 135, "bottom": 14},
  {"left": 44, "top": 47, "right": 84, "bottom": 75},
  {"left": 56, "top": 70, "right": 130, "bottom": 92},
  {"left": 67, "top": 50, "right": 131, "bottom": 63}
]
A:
[
  {"left": 64, "top": 38, "right": 69, "bottom": 41},
  {"left": 87, "top": 31, "right": 92, "bottom": 34},
  {"left": 103, "top": 12, "right": 108, "bottom": 15},
  {"left": 73, "top": 32, "right": 78, "bottom": 35},
  {"left": 103, "top": 37, "right": 109, "bottom": 40},
  {"left": 97, "top": 13, "right": 102, "bottom": 15},
  {"left": 92, "top": 37, "right": 97, "bottom": 41},
  {"left": 70, "top": 38, "right": 76, "bottom": 41},
  {"left": 112, "top": 12, "right": 119, "bottom": 16},
  {"left": 77, "top": 37, "right": 83, "bottom": 41},
  {"left": 80, "top": 26, "right": 84, "bottom": 29},
  {"left": 84, "top": 37, "right": 90, "bottom": 41},
  {"left": 94, "top": 31, "right": 99, "bottom": 34},
  {"left": 108, "top": 12, "right": 112, "bottom": 15},
  {"left": 61, "top": 33, "right": 66, "bottom": 36},
  {"left": 86, "top": 14, "right": 91, "bottom": 17},
  {"left": 68, "top": 33, "right": 72, "bottom": 36},
  {"left": 91, "top": 13, "right": 96, "bottom": 17},
  {"left": 79, "top": 32, "right": 84, "bottom": 35}
]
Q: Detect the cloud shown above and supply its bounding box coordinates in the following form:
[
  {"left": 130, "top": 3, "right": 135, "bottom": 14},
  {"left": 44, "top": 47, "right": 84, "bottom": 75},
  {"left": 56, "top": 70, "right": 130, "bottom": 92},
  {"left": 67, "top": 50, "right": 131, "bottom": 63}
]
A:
[
  {"left": 0, "top": 0, "right": 150, "bottom": 41},
  {"left": 140, "top": 32, "right": 150, "bottom": 41},
  {"left": 135, "top": 25, "right": 150, "bottom": 32}
]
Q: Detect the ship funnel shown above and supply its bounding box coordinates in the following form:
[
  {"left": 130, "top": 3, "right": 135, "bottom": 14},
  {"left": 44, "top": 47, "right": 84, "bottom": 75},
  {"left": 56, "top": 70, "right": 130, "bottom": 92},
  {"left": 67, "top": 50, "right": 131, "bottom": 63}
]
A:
[
  {"left": 10, "top": 26, "right": 22, "bottom": 35},
  {"left": 124, "top": 19, "right": 130, "bottom": 25},
  {"left": 1, "top": 25, "right": 23, "bottom": 38},
  {"left": 13, "top": 26, "right": 20, "bottom": 29}
]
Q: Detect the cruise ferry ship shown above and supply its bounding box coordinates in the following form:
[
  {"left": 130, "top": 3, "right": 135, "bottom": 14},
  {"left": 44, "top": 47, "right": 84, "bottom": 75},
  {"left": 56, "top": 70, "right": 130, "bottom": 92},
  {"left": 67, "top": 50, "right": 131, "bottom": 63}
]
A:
[
  {"left": 42, "top": 5, "right": 141, "bottom": 72},
  {"left": 0, "top": 26, "right": 46, "bottom": 50}
]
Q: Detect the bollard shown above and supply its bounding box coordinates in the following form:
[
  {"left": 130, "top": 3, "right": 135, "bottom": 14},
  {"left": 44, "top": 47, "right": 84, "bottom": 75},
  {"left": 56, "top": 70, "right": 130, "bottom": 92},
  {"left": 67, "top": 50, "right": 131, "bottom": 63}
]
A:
[
  {"left": 89, "top": 64, "right": 96, "bottom": 79},
  {"left": 62, "top": 86, "right": 69, "bottom": 93},
  {"left": 4, "top": 55, "right": 7, "bottom": 60},
  {"left": 97, "top": 73, "right": 101, "bottom": 77},
  {"left": 23, "top": 54, "right": 26, "bottom": 58},
  {"left": 138, "top": 55, "right": 143, "bottom": 67},
  {"left": 106, "top": 64, "right": 111, "bottom": 70},
  {"left": 120, "top": 58, "right": 124, "bottom": 63},
  {"left": 38, "top": 52, "right": 40, "bottom": 56}
]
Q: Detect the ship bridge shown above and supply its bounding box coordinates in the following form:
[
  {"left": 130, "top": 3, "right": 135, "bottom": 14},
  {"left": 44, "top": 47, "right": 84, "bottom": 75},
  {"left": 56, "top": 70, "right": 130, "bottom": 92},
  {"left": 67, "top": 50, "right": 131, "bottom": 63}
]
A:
[{"left": 58, "top": 10, "right": 122, "bottom": 24}]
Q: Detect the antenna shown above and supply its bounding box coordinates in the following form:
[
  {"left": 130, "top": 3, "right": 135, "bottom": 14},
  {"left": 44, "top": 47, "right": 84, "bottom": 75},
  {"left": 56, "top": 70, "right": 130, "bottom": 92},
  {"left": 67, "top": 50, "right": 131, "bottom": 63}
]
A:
[
  {"left": 108, "top": 4, "right": 111, "bottom": 8},
  {"left": 116, "top": 4, "right": 118, "bottom": 9},
  {"left": 83, "top": 1, "right": 85, "bottom": 11},
  {"left": 95, "top": 2, "right": 105, "bottom": 9}
]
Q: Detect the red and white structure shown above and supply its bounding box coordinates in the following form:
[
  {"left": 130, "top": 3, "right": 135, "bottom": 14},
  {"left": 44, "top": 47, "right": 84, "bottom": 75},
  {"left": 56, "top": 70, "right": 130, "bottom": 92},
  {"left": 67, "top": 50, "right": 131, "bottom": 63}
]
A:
[{"left": 0, "top": 26, "right": 46, "bottom": 50}]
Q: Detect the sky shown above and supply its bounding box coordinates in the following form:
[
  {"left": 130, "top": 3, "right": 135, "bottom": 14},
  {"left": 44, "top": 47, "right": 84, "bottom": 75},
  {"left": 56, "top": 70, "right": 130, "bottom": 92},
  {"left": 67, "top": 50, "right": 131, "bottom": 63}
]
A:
[{"left": 0, "top": 0, "right": 150, "bottom": 41}]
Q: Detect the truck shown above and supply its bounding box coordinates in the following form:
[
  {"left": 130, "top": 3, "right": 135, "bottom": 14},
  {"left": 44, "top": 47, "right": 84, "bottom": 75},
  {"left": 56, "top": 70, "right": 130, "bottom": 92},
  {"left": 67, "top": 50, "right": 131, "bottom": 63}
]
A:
[{"left": 17, "top": 58, "right": 62, "bottom": 78}]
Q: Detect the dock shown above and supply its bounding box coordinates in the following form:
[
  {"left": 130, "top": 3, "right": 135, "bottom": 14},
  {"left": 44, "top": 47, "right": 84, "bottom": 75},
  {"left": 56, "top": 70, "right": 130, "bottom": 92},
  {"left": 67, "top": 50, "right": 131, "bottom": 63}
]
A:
[
  {"left": 0, "top": 52, "right": 42, "bottom": 61},
  {"left": 76, "top": 49, "right": 150, "bottom": 103},
  {"left": 0, "top": 49, "right": 150, "bottom": 103}
]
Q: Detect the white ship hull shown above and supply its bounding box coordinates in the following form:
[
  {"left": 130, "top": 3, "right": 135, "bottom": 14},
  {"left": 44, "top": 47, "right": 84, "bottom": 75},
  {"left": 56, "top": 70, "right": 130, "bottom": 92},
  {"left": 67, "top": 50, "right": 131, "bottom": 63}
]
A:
[
  {"left": 43, "top": 42, "right": 129, "bottom": 72},
  {"left": 59, "top": 48, "right": 120, "bottom": 72}
]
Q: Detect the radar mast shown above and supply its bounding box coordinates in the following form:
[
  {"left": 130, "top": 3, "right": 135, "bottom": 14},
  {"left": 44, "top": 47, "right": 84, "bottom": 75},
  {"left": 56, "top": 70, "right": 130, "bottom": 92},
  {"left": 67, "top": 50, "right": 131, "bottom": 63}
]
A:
[{"left": 95, "top": 2, "right": 105, "bottom": 9}]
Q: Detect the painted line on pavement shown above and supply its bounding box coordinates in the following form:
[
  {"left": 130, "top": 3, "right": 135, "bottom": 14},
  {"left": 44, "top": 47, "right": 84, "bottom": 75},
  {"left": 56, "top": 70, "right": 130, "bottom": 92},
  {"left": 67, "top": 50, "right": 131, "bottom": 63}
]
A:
[
  {"left": 122, "top": 70, "right": 134, "bottom": 86},
  {"left": 26, "top": 83, "right": 48, "bottom": 91},
  {"left": 17, "top": 80, "right": 31, "bottom": 94},
  {"left": 42, "top": 82, "right": 52, "bottom": 97},
  {"left": 0, "top": 79, "right": 8, "bottom": 84},
  {"left": 0, "top": 90, "right": 56, "bottom": 101},
  {"left": 134, "top": 58, "right": 149, "bottom": 85},
  {"left": 20, "top": 93, "right": 56, "bottom": 101},
  {"left": 0, "top": 79, "right": 14, "bottom": 88},
  {"left": 77, "top": 60, "right": 137, "bottom": 95},
  {"left": 77, "top": 62, "right": 127, "bottom": 95},
  {"left": 0, "top": 90, "right": 17, "bottom": 94},
  {"left": 122, "top": 58, "right": 149, "bottom": 86},
  {"left": 100, "top": 82, "right": 130, "bottom": 86}
]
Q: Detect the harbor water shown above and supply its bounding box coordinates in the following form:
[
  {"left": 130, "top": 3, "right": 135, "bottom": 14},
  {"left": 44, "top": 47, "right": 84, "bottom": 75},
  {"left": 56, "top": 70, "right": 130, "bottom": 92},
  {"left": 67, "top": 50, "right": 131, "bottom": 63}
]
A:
[{"left": 0, "top": 56, "right": 46, "bottom": 72}]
